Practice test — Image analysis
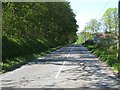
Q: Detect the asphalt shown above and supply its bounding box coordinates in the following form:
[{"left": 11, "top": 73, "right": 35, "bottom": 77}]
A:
[{"left": 0, "top": 44, "right": 120, "bottom": 89}]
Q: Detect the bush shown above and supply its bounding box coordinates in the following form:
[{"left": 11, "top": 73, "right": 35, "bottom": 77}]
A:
[
  {"left": 85, "top": 39, "right": 94, "bottom": 45},
  {"left": 105, "top": 56, "right": 116, "bottom": 66},
  {"left": 113, "top": 63, "right": 120, "bottom": 73},
  {"left": 85, "top": 42, "right": 119, "bottom": 72}
]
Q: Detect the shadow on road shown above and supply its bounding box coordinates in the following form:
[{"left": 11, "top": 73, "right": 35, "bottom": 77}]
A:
[
  {"left": 23, "top": 44, "right": 120, "bottom": 88},
  {"left": 2, "top": 44, "right": 119, "bottom": 88}
]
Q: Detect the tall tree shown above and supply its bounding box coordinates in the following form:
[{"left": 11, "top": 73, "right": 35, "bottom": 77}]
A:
[
  {"left": 102, "top": 8, "right": 118, "bottom": 35},
  {"left": 83, "top": 19, "right": 101, "bottom": 34},
  {"left": 2, "top": 2, "right": 78, "bottom": 45}
]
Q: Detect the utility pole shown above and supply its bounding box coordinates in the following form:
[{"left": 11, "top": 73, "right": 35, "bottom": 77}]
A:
[{"left": 118, "top": 0, "right": 120, "bottom": 59}]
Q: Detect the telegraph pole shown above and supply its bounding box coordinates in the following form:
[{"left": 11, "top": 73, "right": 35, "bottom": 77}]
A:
[{"left": 118, "top": 0, "right": 120, "bottom": 59}]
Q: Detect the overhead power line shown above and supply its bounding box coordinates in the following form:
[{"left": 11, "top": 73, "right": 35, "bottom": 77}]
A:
[{"left": 96, "top": 0, "right": 111, "bottom": 19}]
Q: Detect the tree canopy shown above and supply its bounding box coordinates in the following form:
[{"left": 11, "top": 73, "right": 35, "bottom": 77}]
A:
[
  {"left": 82, "top": 8, "right": 118, "bottom": 37},
  {"left": 83, "top": 19, "right": 101, "bottom": 34},
  {"left": 2, "top": 2, "right": 78, "bottom": 45},
  {"left": 2, "top": 2, "right": 78, "bottom": 59},
  {"left": 102, "top": 8, "right": 118, "bottom": 35}
]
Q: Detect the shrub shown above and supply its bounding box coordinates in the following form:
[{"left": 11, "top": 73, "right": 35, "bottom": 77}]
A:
[
  {"left": 85, "top": 39, "right": 94, "bottom": 45},
  {"left": 113, "top": 63, "right": 120, "bottom": 73}
]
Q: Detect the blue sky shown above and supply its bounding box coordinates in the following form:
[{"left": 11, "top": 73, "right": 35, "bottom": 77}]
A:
[{"left": 67, "top": 0, "right": 118, "bottom": 32}]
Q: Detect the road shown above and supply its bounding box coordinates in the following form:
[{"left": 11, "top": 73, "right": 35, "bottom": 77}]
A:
[{"left": 0, "top": 45, "right": 120, "bottom": 88}]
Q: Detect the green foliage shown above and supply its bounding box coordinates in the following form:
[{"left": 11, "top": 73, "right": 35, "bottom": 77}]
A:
[
  {"left": 82, "top": 7, "right": 119, "bottom": 73},
  {"left": 83, "top": 19, "right": 101, "bottom": 34},
  {"left": 102, "top": 8, "right": 118, "bottom": 35},
  {"left": 2, "top": 36, "right": 51, "bottom": 60},
  {"left": 83, "top": 8, "right": 118, "bottom": 39},
  {"left": 2, "top": 2, "right": 77, "bottom": 43},
  {"left": 78, "top": 31, "right": 93, "bottom": 42},
  {"left": 85, "top": 42, "right": 119, "bottom": 72},
  {"left": 2, "top": 2, "right": 78, "bottom": 59},
  {"left": 75, "top": 35, "right": 85, "bottom": 44},
  {"left": 113, "top": 63, "right": 120, "bottom": 72},
  {"left": 85, "top": 40, "right": 94, "bottom": 45},
  {"left": 2, "top": 46, "right": 61, "bottom": 72},
  {"left": 96, "top": 36, "right": 118, "bottom": 56},
  {"left": 2, "top": 2, "right": 78, "bottom": 72}
]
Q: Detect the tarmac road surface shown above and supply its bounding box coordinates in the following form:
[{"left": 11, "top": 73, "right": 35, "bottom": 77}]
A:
[{"left": 0, "top": 44, "right": 120, "bottom": 89}]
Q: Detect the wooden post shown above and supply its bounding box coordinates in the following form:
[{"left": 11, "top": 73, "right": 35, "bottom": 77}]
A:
[{"left": 118, "top": 0, "right": 120, "bottom": 59}]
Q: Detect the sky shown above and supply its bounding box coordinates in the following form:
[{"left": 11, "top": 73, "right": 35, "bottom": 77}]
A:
[{"left": 67, "top": 0, "right": 118, "bottom": 33}]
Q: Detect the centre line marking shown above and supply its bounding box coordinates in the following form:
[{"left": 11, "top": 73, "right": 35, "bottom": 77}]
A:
[
  {"left": 55, "top": 47, "right": 73, "bottom": 79},
  {"left": 55, "top": 61, "right": 66, "bottom": 79}
]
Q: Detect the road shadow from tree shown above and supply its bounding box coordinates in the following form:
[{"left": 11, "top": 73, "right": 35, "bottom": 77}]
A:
[{"left": 24, "top": 45, "right": 120, "bottom": 88}]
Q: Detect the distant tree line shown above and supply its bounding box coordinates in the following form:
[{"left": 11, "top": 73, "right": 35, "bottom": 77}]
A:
[
  {"left": 81, "top": 8, "right": 118, "bottom": 38},
  {"left": 79, "top": 8, "right": 118, "bottom": 59}
]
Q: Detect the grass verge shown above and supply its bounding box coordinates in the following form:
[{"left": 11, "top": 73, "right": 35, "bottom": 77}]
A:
[
  {"left": 84, "top": 43, "right": 120, "bottom": 74},
  {"left": 1, "top": 46, "right": 61, "bottom": 73}
]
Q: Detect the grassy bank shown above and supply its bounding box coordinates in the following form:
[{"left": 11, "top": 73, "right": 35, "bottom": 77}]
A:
[
  {"left": 84, "top": 42, "right": 120, "bottom": 73},
  {"left": 75, "top": 35, "right": 85, "bottom": 44},
  {"left": 76, "top": 33, "right": 120, "bottom": 74},
  {"left": 2, "top": 36, "right": 62, "bottom": 73},
  {"left": 1, "top": 46, "right": 61, "bottom": 73}
]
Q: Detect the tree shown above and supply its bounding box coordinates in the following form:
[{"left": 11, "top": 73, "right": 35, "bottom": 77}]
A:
[
  {"left": 2, "top": 2, "right": 78, "bottom": 45},
  {"left": 83, "top": 19, "right": 101, "bottom": 34},
  {"left": 102, "top": 8, "right": 118, "bottom": 35}
]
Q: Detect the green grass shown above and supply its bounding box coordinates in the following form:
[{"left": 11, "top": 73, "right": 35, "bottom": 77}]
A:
[
  {"left": 2, "top": 36, "right": 62, "bottom": 73},
  {"left": 2, "top": 36, "right": 55, "bottom": 60},
  {"left": 85, "top": 43, "right": 120, "bottom": 73},
  {"left": 75, "top": 35, "right": 85, "bottom": 44},
  {"left": 1, "top": 46, "right": 61, "bottom": 73}
]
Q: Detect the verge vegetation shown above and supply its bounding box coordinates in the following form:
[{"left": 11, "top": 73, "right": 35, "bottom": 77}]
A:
[
  {"left": 76, "top": 7, "right": 120, "bottom": 74},
  {"left": 2, "top": 2, "right": 78, "bottom": 72},
  {"left": 83, "top": 38, "right": 120, "bottom": 74}
]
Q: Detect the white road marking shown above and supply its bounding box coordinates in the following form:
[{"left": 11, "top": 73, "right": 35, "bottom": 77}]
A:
[
  {"left": 55, "top": 61, "right": 66, "bottom": 79},
  {"left": 55, "top": 47, "right": 73, "bottom": 79}
]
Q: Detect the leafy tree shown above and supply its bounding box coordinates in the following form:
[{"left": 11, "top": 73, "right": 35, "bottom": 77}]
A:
[
  {"left": 2, "top": 2, "right": 78, "bottom": 59},
  {"left": 102, "top": 8, "right": 118, "bottom": 35},
  {"left": 83, "top": 19, "right": 101, "bottom": 35}
]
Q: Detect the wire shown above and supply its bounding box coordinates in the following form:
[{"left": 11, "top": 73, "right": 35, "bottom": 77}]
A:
[{"left": 95, "top": 0, "right": 111, "bottom": 19}]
